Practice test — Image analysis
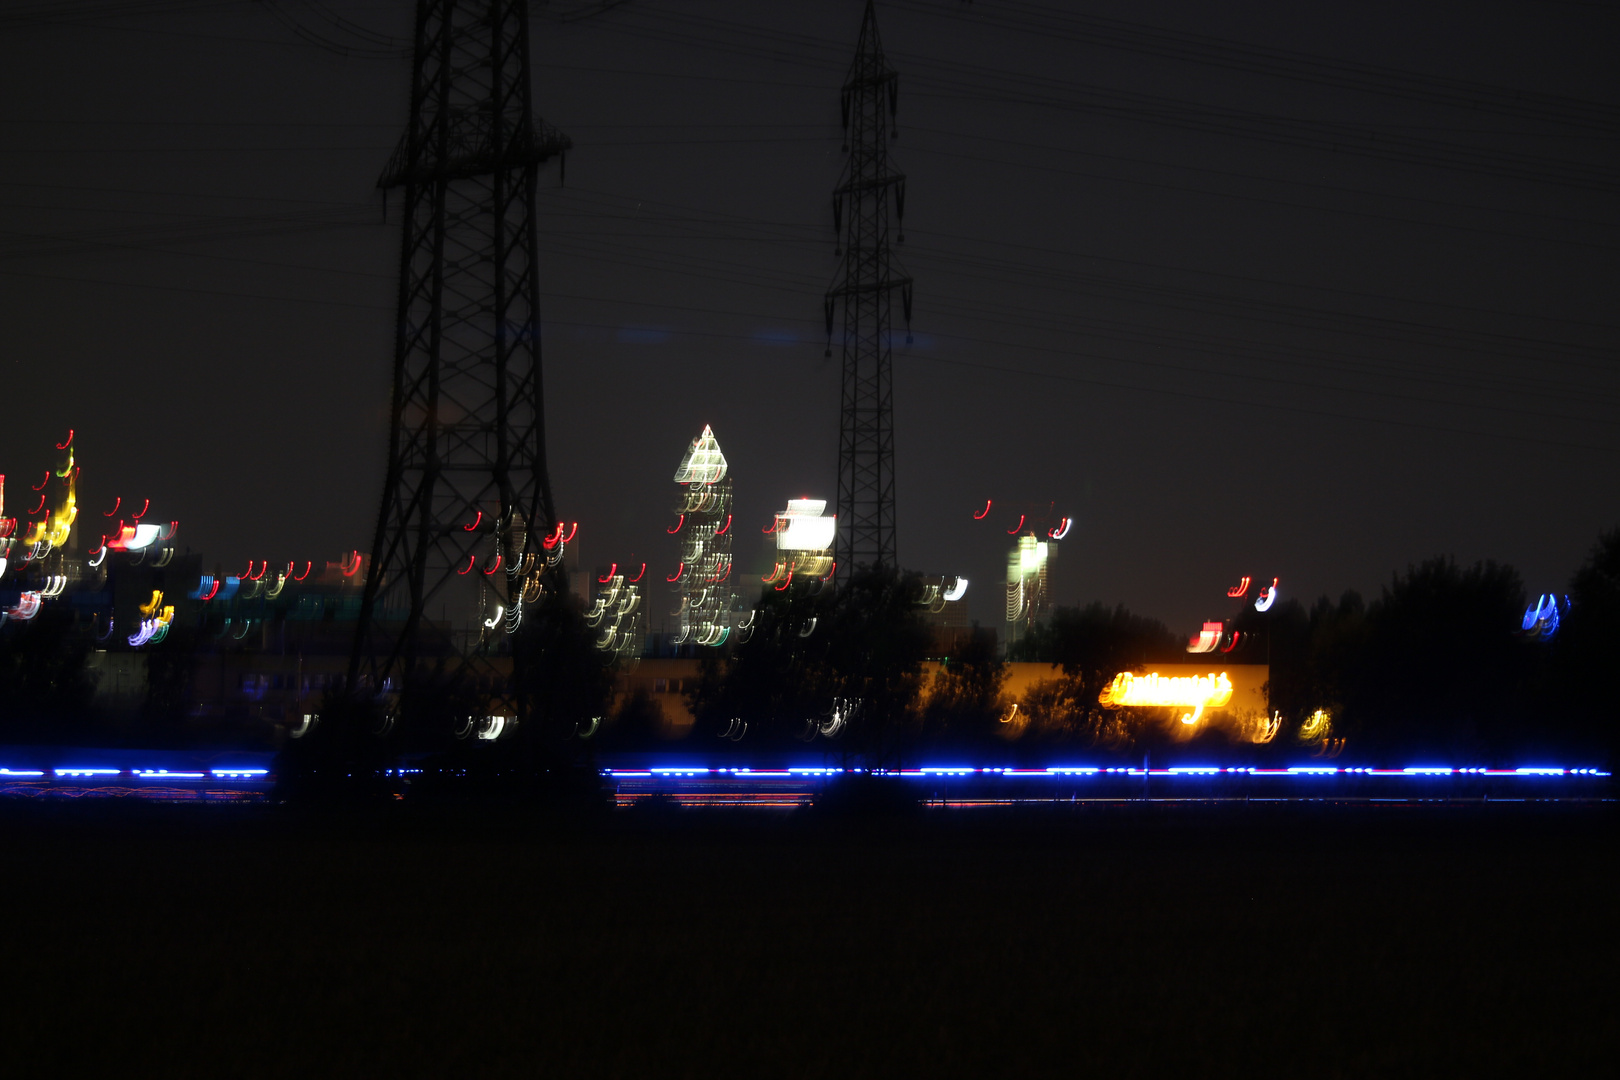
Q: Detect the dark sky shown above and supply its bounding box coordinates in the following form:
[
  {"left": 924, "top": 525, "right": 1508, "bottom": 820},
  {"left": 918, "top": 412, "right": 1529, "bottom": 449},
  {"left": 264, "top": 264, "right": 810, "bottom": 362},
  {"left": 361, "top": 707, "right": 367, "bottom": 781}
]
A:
[{"left": 1, "top": 0, "right": 1616, "bottom": 635}]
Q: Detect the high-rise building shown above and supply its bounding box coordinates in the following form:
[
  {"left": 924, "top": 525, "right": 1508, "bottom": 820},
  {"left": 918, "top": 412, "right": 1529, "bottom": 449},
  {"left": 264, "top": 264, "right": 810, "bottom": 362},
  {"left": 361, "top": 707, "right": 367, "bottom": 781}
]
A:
[
  {"left": 1006, "top": 534, "right": 1054, "bottom": 645},
  {"left": 587, "top": 562, "right": 646, "bottom": 666},
  {"left": 669, "top": 425, "right": 737, "bottom": 647},
  {"left": 763, "top": 498, "right": 837, "bottom": 588}
]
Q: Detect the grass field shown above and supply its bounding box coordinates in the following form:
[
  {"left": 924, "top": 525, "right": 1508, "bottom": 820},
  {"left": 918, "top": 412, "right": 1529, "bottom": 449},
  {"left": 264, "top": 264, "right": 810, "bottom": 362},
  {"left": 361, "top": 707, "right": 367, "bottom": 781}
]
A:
[{"left": 0, "top": 800, "right": 1611, "bottom": 1076}]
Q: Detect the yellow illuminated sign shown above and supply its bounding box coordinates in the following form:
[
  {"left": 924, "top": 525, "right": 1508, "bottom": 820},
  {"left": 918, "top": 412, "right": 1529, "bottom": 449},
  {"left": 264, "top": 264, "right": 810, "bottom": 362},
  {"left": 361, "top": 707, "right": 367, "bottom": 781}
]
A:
[{"left": 1098, "top": 671, "right": 1234, "bottom": 725}]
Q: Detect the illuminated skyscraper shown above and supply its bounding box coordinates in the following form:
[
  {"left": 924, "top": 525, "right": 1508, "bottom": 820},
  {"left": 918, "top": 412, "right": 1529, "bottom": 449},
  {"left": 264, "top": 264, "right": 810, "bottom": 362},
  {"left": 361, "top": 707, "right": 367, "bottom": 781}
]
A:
[
  {"left": 669, "top": 425, "right": 737, "bottom": 646},
  {"left": 1006, "top": 533, "right": 1054, "bottom": 645},
  {"left": 587, "top": 562, "right": 646, "bottom": 666},
  {"left": 763, "top": 498, "right": 837, "bottom": 588}
]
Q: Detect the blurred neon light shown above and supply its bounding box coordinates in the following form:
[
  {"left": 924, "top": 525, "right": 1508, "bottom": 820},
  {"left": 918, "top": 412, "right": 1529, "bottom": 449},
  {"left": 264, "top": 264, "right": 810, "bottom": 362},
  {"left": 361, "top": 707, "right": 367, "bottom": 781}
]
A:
[
  {"left": 462, "top": 510, "right": 482, "bottom": 532},
  {"left": 1186, "top": 621, "right": 1223, "bottom": 653},
  {"left": 55, "top": 429, "right": 74, "bottom": 450},
  {"left": 973, "top": 500, "right": 991, "bottom": 520},
  {"left": 667, "top": 562, "right": 683, "bottom": 582},
  {"left": 1099, "top": 672, "right": 1233, "bottom": 727},
  {"left": 777, "top": 511, "right": 836, "bottom": 553},
  {"left": 1007, "top": 514, "right": 1025, "bottom": 534},
  {"left": 1522, "top": 594, "right": 1563, "bottom": 639},
  {"left": 942, "top": 577, "right": 968, "bottom": 602},
  {"left": 716, "top": 514, "right": 732, "bottom": 536},
  {"left": 30, "top": 472, "right": 47, "bottom": 491},
  {"left": 132, "top": 498, "right": 149, "bottom": 520},
  {"left": 1220, "top": 631, "right": 1242, "bottom": 653},
  {"left": 1255, "top": 579, "right": 1278, "bottom": 612},
  {"left": 106, "top": 523, "right": 161, "bottom": 551},
  {"left": 1048, "top": 516, "right": 1071, "bottom": 540},
  {"left": 293, "top": 561, "right": 311, "bottom": 581},
  {"left": 7, "top": 592, "right": 42, "bottom": 621},
  {"left": 667, "top": 514, "right": 685, "bottom": 534},
  {"left": 561, "top": 523, "right": 578, "bottom": 543},
  {"left": 103, "top": 496, "right": 121, "bottom": 517},
  {"left": 598, "top": 563, "right": 617, "bottom": 584},
  {"left": 1227, "top": 576, "right": 1251, "bottom": 598},
  {"left": 628, "top": 563, "right": 646, "bottom": 583}
]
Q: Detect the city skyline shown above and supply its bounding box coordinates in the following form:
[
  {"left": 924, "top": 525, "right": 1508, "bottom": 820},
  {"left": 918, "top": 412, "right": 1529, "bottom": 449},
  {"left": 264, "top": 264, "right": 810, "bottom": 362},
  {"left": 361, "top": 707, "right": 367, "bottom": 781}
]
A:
[{"left": 1, "top": 0, "right": 1615, "bottom": 634}]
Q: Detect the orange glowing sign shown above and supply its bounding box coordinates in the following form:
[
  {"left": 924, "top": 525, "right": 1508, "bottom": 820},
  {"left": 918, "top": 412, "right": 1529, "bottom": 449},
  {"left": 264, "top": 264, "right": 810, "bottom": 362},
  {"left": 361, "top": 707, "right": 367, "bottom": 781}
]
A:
[{"left": 1098, "top": 670, "right": 1234, "bottom": 725}]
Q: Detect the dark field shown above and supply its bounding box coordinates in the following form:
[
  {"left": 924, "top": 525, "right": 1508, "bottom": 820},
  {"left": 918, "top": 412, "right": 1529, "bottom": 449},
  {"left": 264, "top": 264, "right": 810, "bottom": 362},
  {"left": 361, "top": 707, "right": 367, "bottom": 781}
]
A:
[{"left": 0, "top": 801, "right": 1612, "bottom": 1077}]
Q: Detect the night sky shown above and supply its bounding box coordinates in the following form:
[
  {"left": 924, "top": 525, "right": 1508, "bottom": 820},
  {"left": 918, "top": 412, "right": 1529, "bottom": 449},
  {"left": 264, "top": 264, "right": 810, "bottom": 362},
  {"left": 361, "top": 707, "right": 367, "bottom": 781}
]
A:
[{"left": 2, "top": 0, "right": 1615, "bottom": 635}]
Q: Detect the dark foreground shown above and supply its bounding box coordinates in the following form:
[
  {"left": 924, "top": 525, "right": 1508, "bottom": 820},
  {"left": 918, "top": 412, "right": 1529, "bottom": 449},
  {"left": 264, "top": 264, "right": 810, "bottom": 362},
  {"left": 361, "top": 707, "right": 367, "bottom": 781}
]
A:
[{"left": 0, "top": 801, "right": 1611, "bottom": 1077}]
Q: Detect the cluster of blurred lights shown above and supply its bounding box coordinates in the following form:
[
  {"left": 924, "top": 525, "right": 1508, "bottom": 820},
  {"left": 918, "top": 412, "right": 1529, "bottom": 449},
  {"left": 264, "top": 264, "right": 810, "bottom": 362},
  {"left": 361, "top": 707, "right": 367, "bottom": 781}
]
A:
[
  {"left": 763, "top": 498, "right": 837, "bottom": 590},
  {"left": 588, "top": 567, "right": 645, "bottom": 662},
  {"left": 669, "top": 426, "right": 741, "bottom": 647},
  {"left": 1522, "top": 593, "right": 1567, "bottom": 640},
  {"left": 0, "top": 766, "right": 270, "bottom": 780},
  {"left": 603, "top": 764, "right": 1609, "bottom": 779}
]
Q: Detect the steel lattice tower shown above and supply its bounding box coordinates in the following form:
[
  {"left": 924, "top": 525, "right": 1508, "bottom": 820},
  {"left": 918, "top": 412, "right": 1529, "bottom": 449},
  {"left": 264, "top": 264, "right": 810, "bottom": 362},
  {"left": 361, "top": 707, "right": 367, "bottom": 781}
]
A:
[
  {"left": 350, "top": 0, "right": 570, "bottom": 713},
  {"left": 826, "top": 0, "right": 912, "bottom": 575}
]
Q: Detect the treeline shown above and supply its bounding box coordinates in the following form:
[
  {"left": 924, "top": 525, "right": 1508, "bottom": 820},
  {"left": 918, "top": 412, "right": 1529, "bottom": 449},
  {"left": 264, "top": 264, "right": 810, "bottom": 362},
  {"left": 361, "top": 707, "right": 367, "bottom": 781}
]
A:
[
  {"left": 592, "top": 530, "right": 1620, "bottom": 764},
  {"left": 4, "top": 531, "right": 1617, "bottom": 768}
]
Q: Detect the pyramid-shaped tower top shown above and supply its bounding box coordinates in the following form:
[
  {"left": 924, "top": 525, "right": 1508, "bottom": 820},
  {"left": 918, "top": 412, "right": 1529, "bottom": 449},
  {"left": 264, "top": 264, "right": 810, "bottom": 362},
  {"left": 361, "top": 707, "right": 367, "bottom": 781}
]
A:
[
  {"left": 847, "top": 0, "right": 893, "bottom": 88},
  {"left": 673, "top": 424, "right": 729, "bottom": 484}
]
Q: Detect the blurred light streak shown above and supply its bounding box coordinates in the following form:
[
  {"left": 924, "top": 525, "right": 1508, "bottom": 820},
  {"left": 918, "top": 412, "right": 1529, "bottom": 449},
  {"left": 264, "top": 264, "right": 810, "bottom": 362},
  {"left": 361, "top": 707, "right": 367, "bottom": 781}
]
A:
[{"left": 1186, "top": 621, "right": 1223, "bottom": 653}]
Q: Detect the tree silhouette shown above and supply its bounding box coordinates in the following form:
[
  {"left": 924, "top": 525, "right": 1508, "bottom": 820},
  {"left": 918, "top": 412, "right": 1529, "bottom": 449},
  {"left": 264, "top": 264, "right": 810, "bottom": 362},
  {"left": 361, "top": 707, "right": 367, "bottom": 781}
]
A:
[
  {"left": 922, "top": 624, "right": 1007, "bottom": 748},
  {"left": 1354, "top": 557, "right": 1532, "bottom": 758}
]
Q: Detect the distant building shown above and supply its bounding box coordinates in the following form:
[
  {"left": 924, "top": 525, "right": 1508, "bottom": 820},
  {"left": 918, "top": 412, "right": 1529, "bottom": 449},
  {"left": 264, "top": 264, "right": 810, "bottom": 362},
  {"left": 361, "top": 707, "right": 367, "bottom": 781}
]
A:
[
  {"left": 1006, "top": 533, "right": 1054, "bottom": 647},
  {"left": 587, "top": 562, "right": 646, "bottom": 667},
  {"left": 668, "top": 425, "right": 740, "bottom": 647},
  {"left": 763, "top": 498, "right": 835, "bottom": 587}
]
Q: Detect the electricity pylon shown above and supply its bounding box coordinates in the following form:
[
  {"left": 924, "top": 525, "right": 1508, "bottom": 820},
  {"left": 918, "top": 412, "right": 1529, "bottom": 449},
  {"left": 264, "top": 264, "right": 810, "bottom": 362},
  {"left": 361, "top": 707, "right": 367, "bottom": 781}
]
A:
[
  {"left": 826, "top": 0, "right": 912, "bottom": 575},
  {"left": 350, "top": 0, "right": 570, "bottom": 720}
]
